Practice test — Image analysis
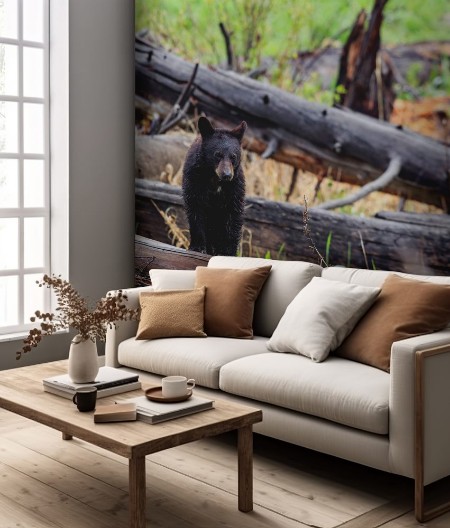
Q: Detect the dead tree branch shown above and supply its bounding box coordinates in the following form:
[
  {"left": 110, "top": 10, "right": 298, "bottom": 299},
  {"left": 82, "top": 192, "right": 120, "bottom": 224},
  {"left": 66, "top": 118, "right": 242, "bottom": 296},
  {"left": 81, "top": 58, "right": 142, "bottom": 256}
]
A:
[
  {"left": 154, "top": 62, "right": 199, "bottom": 135},
  {"left": 219, "top": 22, "right": 235, "bottom": 70},
  {"left": 316, "top": 156, "right": 402, "bottom": 210},
  {"left": 261, "top": 137, "right": 279, "bottom": 159}
]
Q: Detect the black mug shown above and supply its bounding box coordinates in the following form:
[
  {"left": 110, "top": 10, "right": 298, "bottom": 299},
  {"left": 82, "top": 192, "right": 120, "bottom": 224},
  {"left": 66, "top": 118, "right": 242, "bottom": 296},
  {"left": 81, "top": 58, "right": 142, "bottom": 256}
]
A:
[{"left": 72, "top": 387, "right": 97, "bottom": 412}]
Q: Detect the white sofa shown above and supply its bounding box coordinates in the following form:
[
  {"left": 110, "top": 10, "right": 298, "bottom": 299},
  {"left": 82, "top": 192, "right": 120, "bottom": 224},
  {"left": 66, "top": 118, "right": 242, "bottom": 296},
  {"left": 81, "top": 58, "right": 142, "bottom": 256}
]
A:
[{"left": 105, "top": 256, "right": 450, "bottom": 521}]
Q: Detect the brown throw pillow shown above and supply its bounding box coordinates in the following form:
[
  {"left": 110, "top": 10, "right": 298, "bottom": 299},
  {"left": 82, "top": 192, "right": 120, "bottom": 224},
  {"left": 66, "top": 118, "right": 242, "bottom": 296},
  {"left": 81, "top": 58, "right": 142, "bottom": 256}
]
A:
[
  {"left": 335, "top": 274, "right": 450, "bottom": 372},
  {"left": 195, "top": 266, "right": 272, "bottom": 338},
  {"left": 136, "top": 288, "right": 207, "bottom": 340}
]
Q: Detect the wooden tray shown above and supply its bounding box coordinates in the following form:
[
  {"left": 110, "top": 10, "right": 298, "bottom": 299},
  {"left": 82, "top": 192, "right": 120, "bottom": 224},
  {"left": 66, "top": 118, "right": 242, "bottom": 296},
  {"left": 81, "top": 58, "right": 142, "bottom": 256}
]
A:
[{"left": 145, "top": 386, "right": 193, "bottom": 403}]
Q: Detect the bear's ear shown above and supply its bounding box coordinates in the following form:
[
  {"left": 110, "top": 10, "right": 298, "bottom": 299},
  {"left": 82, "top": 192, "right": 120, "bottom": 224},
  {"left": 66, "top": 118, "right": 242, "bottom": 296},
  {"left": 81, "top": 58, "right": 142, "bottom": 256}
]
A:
[
  {"left": 230, "top": 121, "right": 247, "bottom": 143},
  {"left": 198, "top": 117, "right": 215, "bottom": 139}
]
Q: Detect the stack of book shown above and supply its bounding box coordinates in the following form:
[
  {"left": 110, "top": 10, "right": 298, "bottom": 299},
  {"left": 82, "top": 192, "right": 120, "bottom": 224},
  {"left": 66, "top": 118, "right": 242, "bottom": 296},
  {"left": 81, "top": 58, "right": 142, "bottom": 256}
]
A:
[
  {"left": 129, "top": 394, "right": 214, "bottom": 424},
  {"left": 43, "top": 366, "right": 141, "bottom": 400}
]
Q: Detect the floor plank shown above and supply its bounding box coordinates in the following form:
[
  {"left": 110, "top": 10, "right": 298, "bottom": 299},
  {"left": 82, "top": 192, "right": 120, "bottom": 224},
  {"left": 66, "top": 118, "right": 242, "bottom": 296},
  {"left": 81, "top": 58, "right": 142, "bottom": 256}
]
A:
[{"left": 1, "top": 408, "right": 450, "bottom": 528}]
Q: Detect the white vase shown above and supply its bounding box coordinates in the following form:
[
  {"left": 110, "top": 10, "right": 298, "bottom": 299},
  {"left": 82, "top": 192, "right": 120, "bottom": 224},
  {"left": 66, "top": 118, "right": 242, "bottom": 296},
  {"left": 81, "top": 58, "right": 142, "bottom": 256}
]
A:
[{"left": 68, "top": 335, "right": 99, "bottom": 383}]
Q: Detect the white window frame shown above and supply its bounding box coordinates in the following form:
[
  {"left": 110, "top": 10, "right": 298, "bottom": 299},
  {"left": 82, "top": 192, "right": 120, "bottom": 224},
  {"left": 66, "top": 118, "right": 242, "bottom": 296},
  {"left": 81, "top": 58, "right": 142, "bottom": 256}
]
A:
[{"left": 0, "top": 0, "right": 69, "bottom": 341}]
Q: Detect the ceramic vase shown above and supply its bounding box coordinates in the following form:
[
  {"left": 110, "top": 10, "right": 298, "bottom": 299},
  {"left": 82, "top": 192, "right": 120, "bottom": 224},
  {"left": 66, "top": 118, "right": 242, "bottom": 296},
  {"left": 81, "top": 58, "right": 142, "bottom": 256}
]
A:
[{"left": 68, "top": 335, "right": 99, "bottom": 383}]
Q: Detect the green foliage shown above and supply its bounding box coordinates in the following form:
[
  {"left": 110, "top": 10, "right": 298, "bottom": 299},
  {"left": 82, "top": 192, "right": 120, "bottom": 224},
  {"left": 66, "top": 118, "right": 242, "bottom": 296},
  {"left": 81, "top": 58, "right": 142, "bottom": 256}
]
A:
[
  {"left": 136, "top": 0, "right": 450, "bottom": 104},
  {"left": 397, "top": 57, "right": 450, "bottom": 100},
  {"left": 325, "top": 232, "right": 332, "bottom": 266}
]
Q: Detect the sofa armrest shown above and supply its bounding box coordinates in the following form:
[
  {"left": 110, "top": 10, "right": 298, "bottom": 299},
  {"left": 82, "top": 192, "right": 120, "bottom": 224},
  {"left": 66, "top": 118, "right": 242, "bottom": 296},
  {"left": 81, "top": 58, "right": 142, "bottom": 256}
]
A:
[
  {"left": 389, "top": 328, "right": 450, "bottom": 484},
  {"left": 105, "top": 285, "right": 154, "bottom": 368}
]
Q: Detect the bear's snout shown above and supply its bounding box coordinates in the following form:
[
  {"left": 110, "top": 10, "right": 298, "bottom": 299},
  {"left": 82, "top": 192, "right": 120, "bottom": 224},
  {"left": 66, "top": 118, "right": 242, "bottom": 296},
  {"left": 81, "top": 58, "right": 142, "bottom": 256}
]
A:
[{"left": 216, "top": 159, "right": 234, "bottom": 181}]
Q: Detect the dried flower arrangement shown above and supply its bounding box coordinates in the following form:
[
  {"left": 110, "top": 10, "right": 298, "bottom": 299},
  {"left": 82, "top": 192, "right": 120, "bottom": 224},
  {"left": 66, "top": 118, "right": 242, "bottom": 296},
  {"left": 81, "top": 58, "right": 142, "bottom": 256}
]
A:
[{"left": 17, "top": 275, "right": 139, "bottom": 360}]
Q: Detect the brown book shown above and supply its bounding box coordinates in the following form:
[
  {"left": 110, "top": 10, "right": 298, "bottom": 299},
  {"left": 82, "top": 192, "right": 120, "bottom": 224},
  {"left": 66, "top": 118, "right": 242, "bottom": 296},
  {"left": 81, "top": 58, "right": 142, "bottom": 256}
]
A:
[{"left": 94, "top": 402, "right": 137, "bottom": 423}]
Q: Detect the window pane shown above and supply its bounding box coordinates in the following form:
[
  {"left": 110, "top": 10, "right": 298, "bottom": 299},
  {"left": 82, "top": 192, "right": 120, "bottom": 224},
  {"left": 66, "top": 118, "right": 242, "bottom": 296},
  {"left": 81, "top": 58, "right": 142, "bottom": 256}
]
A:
[
  {"left": 0, "top": 159, "right": 19, "bottom": 208},
  {"left": 0, "top": 0, "right": 18, "bottom": 39},
  {"left": 0, "top": 275, "right": 18, "bottom": 327},
  {"left": 0, "top": 217, "right": 18, "bottom": 269},
  {"left": 0, "top": 44, "right": 18, "bottom": 96},
  {"left": 24, "top": 216, "right": 45, "bottom": 268},
  {"left": 24, "top": 273, "right": 44, "bottom": 324},
  {"left": 0, "top": 101, "right": 18, "bottom": 152},
  {"left": 23, "top": 47, "right": 44, "bottom": 98},
  {"left": 23, "top": 103, "right": 44, "bottom": 154},
  {"left": 23, "top": 0, "right": 44, "bottom": 43},
  {"left": 24, "top": 159, "right": 45, "bottom": 207}
]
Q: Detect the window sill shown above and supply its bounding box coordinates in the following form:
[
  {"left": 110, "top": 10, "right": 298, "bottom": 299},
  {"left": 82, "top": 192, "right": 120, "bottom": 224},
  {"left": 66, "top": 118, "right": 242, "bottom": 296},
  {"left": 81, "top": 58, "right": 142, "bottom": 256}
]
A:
[{"left": 0, "top": 328, "right": 69, "bottom": 344}]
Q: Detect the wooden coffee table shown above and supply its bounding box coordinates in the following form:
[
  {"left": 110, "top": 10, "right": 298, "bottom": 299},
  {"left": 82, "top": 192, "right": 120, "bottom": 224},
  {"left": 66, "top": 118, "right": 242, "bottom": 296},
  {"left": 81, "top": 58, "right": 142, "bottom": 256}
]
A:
[{"left": 0, "top": 361, "right": 262, "bottom": 528}]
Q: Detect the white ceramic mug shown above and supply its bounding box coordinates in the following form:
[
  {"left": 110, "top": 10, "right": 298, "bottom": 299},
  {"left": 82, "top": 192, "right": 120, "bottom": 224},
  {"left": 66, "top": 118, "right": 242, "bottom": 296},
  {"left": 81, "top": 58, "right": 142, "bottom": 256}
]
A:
[{"left": 162, "top": 376, "right": 195, "bottom": 398}]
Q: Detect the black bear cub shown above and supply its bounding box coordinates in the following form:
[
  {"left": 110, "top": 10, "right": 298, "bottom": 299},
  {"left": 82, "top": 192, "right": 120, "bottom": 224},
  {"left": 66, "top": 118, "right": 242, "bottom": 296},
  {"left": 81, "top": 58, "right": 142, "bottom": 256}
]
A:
[{"left": 182, "top": 116, "right": 247, "bottom": 256}]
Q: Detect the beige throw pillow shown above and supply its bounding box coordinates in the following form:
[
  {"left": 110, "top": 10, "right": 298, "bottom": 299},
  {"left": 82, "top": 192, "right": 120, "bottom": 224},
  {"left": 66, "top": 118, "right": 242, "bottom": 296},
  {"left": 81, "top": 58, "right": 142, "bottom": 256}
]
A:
[
  {"left": 195, "top": 265, "right": 272, "bottom": 338},
  {"left": 136, "top": 288, "right": 207, "bottom": 340},
  {"left": 267, "top": 277, "right": 381, "bottom": 362},
  {"left": 335, "top": 274, "right": 450, "bottom": 372}
]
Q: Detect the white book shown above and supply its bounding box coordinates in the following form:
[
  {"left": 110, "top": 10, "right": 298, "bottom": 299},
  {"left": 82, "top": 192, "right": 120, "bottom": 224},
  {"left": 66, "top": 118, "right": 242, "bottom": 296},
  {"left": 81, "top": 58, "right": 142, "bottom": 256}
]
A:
[
  {"left": 43, "top": 366, "right": 139, "bottom": 393},
  {"left": 43, "top": 380, "right": 142, "bottom": 400},
  {"left": 129, "top": 394, "right": 214, "bottom": 424}
]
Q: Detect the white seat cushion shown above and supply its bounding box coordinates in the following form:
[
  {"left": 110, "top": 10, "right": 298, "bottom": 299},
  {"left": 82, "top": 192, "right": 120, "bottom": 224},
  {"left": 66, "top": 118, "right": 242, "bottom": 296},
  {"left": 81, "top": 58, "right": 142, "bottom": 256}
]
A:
[
  {"left": 219, "top": 353, "right": 390, "bottom": 434},
  {"left": 118, "top": 336, "right": 269, "bottom": 389}
]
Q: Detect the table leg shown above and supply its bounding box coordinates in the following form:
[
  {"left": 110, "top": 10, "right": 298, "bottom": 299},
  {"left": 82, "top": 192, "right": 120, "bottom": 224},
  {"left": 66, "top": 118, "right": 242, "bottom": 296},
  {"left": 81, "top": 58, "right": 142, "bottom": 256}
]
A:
[
  {"left": 237, "top": 425, "right": 253, "bottom": 512},
  {"left": 129, "top": 456, "right": 146, "bottom": 528}
]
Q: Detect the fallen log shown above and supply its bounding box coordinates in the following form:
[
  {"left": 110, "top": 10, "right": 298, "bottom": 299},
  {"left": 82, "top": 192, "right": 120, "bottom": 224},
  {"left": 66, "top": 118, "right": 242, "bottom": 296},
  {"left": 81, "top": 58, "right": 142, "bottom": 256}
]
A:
[
  {"left": 135, "top": 179, "right": 450, "bottom": 275},
  {"left": 135, "top": 235, "right": 209, "bottom": 286},
  {"left": 135, "top": 38, "right": 450, "bottom": 210},
  {"left": 135, "top": 134, "right": 190, "bottom": 182}
]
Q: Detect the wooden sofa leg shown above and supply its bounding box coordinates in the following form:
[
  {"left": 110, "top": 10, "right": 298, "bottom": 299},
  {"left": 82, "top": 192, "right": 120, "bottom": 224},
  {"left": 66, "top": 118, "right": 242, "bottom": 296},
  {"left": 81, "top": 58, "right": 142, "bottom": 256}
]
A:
[
  {"left": 415, "top": 346, "right": 450, "bottom": 522},
  {"left": 415, "top": 478, "right": 450, "bottom": 523}
]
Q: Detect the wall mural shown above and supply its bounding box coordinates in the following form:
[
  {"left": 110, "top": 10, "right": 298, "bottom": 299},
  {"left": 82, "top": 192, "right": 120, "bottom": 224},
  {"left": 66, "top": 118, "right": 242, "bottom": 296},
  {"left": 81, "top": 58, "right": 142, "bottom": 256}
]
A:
[{"left": 134, "top": 0, "right": 450, "bottom": 286}]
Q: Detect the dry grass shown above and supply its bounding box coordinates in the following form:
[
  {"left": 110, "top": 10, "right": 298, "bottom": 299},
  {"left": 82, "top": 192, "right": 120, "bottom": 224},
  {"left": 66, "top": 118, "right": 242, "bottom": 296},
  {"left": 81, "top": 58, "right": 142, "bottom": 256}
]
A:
[
  {"left": 242, "top": 149, "right": 441, "bottom": 216},
  {"left": 152, "top": 200, "right": 190, "bottom": 249}
]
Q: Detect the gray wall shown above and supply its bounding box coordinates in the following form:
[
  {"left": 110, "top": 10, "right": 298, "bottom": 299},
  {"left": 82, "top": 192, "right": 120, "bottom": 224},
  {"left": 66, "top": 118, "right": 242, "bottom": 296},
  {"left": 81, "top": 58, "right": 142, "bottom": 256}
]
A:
[{"left": 0, "top": 0, "right": 135, "bottom": 370}]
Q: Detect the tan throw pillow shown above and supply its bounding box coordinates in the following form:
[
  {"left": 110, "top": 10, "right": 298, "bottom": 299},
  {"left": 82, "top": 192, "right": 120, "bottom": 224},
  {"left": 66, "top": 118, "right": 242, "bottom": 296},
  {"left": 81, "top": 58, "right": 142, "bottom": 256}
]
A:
[
  {"left": 335, "top": 274, "right": 450, "bottom": 372},
  {"left": 195, "top": 266, "right": 272, "bottom": 338},
  {"left": 136, "top": 288, "right": 207, "bottom": 340}
]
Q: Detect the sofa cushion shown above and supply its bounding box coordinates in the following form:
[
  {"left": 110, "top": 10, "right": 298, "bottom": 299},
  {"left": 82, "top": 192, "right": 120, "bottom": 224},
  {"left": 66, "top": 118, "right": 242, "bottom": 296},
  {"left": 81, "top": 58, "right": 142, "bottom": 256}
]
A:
[
  {"left": 322, "top": 266, "right": 450, "bottom": 289},
  {"left": 150, "top": 269, "right": 196, "bottom": 290},
  {"left": 219, "top": 352, "right": 390, "bottom": 434},
  {"left": 208, "top": 256, "right": 322, "bottom": 337},
  {"left": 136, "top": 289, "right": 206, "bottom": 340},
  {"left": 335, "top": 274, "right": 450, "bottom": 372},
  {"left": 118, "top": 336, "right": 269, "bottom": 389},
  {"left": 195, "top": 265, "right": 271, "bottom": 338},
  {"left": 267, "top": 277, "right": 380, "bottom": 362}
]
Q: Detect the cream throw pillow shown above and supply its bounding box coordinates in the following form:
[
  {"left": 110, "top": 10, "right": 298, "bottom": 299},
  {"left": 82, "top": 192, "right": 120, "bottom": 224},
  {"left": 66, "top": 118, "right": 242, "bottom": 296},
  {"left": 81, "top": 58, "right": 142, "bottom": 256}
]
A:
[
  {"left": 267, "top": 277, "right": 381, "bottom": 362},
  {"left": 150, "top": 269, "right": 196, "bottom": 291},
  {"left": 136, "top": 288, "right": 207, "bottom": 340}
]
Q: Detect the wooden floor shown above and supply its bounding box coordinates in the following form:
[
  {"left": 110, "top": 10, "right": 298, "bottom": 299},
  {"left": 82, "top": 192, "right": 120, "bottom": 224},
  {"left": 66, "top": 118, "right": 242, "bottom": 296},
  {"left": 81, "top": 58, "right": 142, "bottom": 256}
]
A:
[{"left": 1, "top": 408, "right": 449, "bottom": 528}]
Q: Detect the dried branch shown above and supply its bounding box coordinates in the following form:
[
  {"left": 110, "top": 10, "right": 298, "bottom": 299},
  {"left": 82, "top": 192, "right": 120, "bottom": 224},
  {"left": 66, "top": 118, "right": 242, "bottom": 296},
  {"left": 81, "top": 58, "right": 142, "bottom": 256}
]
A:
[
  {"left": 17, "top": 276, "right": 139, "bottom": 360},
  {"left": 219, "top": 22, "right": 235, "bottom": 70},
  {"left": 285, "top": 167, "right": 299, "bottom": 202},
  {"left": 303, "top": 196, "right": 327, "bottom": 267},
  {"left": 261, "top": 137, "right": 279, "bottom": 159},
  {"left": 153, "top": 62, "right": 199, "bottom": 135},
  {"left": 315, "top": 155, "right": 402, "bottom": 210}
]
